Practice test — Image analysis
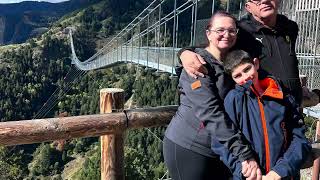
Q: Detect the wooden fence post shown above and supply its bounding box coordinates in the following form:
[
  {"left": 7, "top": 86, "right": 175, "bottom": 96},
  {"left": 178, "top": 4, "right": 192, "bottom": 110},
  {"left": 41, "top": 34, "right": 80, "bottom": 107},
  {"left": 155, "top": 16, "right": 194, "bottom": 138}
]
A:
[
  {"left": 100, "top": 88, "right": 125, "bottom": 180},
  {"left": 312, "top": 121, "right": 320, "bottom": 180}
]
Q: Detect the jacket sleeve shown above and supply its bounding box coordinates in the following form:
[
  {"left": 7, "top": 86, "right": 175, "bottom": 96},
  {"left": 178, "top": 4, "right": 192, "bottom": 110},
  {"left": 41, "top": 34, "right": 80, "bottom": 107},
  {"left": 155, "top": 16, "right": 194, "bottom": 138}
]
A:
[
  {"left": 177, "top": 46, "right": 205, "bottom": 64},
  {"left": 272, "top": 95, "right": 311, "bottom": 177},
  {"left": 179, "top": 69, "right": 253, "bottom": 161}
]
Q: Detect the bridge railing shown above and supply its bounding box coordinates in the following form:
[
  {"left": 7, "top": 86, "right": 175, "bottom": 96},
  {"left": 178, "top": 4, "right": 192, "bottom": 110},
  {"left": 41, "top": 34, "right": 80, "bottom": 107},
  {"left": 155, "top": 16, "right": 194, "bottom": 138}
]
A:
[
  {"left": 294, "top": 0, "right": 320, "bottom": 89},
  {"left": 69, "top": 0, "right": 221, "bottom": 72},
  {"left": 69, "top": 0, "right": 320, "bottom": 89},
  {"left": 298, "top": 54, "right": 320, "bottom": 89},
  {"left": 71, "top": 44, "right": 181, "bottom": 74}
]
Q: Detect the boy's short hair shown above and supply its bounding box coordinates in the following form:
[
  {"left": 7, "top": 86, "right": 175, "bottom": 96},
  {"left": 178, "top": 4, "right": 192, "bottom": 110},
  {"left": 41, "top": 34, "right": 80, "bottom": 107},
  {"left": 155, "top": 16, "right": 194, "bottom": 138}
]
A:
[{"left": 223, "top": 50, "right": 254, "bottom": 75}]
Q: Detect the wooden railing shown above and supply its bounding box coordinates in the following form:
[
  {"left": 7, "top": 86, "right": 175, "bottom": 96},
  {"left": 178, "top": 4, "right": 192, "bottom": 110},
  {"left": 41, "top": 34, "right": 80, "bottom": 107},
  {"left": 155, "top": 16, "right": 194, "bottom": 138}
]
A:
[
  {"left": 0, "top": 105, "right": 177, "bottom": 146},
  {"left": 0, "top": 88, "right": 177, "bottom": 180},
  {"left": 0, "top": 88, "right": 319, "bottom": 180}
]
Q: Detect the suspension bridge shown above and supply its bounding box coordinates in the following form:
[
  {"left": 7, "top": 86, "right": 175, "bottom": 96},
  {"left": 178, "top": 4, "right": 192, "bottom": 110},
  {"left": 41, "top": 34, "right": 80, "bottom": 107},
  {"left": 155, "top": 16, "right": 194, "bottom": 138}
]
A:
[
  {"left": 69, "top": 0, "right": 320, "bottom": 89},
  {"left": 68, "top": 0, "right": 320, "bottom": 126}
]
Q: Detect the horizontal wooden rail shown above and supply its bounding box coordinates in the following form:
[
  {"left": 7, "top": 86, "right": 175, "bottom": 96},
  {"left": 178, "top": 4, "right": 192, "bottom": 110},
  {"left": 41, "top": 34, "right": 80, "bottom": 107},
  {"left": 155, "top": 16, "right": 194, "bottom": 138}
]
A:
[
  {"left": 0, "top": 104, "right": 319, "bottom": 169},
  {"left": 0, "top": 105, "right": 178, "bottom": 146}
]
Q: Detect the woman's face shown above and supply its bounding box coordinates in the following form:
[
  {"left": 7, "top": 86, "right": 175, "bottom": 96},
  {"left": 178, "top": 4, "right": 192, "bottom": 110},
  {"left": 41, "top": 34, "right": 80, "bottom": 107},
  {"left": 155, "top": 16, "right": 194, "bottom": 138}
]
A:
[{"left": 206, "top": 16, "right": 237, "bottom": 51}]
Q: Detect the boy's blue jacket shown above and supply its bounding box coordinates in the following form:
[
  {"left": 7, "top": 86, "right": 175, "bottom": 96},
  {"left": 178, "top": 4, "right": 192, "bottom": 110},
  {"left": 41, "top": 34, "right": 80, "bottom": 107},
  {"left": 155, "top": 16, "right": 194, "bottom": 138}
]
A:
[{"left": 212, "top": 77, "right": 311, "bottom": 179}]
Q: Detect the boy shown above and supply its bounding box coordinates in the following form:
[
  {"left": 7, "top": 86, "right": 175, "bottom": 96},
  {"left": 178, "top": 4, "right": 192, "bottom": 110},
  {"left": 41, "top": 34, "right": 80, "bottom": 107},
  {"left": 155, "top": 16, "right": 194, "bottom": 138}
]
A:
[{"left": 212, "top": 50, "right": 311, "bottom": 180}]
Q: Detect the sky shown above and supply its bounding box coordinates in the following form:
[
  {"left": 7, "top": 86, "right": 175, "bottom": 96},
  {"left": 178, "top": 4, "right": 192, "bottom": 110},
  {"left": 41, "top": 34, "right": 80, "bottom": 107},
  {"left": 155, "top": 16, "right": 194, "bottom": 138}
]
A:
[{"left": 0, "top": 0, "right": 68, "bottom": 3}]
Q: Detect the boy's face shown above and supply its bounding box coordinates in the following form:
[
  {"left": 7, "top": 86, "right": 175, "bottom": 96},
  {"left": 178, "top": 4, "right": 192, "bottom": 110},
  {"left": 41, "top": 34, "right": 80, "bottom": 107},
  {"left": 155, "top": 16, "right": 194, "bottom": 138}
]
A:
[{"left": 231, "top": 60, "right": 259, "bottom": 86}]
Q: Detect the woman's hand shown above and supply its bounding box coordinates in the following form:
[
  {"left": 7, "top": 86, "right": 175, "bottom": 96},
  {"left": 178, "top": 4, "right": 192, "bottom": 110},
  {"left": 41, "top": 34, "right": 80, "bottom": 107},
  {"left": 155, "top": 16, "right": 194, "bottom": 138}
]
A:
[
  {"left": 262, "top": 171, "right": 281, "bottom": 180},
  {"left": 242, "top": 158, "right": 262, "bottom": 180},
  {"left": 180, "top": 50, "right": 208, "bottom": 78}
]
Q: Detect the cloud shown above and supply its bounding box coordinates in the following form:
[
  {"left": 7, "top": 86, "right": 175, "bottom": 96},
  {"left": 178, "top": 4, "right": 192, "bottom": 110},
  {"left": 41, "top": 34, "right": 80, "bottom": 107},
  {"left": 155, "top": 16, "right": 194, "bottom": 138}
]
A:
[{"left": 0, "top": 0, "right": 68, "bottom": 3}]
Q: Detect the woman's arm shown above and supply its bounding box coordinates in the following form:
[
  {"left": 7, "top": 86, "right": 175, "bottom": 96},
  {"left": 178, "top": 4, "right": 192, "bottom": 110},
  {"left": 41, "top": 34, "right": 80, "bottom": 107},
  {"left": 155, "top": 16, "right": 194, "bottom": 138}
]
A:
[
  {"left": 179, "top": 69, "right": 253, "bottom": 162},
  {"left": 177, "top": 46, "right": 208, "bottom": 78},
  {"left": 179, "top": 50, "right": 208, "bottom": 78}
]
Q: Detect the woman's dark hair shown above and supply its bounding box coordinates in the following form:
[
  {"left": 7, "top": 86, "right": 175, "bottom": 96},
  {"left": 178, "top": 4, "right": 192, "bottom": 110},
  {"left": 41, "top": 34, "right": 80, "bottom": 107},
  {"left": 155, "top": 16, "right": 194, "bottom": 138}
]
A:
[
  {"left": 206, "top": 11, "right": 237, "bottom": 31},
  {"left": 223, "top": 49, "right": 254, "bottom": 75}
]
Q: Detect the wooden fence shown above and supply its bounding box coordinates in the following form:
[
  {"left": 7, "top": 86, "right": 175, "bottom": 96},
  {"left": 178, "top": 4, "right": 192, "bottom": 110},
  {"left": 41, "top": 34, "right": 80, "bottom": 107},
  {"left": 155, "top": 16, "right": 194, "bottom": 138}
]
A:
[{"left": 0, "top": 88, "right": 319, "bottom": 180}]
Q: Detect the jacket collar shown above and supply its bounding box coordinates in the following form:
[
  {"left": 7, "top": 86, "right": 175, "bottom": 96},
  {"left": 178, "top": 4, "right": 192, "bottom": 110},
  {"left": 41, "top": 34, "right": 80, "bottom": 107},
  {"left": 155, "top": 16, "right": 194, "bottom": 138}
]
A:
[
  {"left": 239, "top": 14, "right": 265, "bottom": 33},
  {"left": 235, "top": 77, "right": 283, "bottom": 100},
  {"left": 258, "top": 77, "right": 283, "bottom": 99}
]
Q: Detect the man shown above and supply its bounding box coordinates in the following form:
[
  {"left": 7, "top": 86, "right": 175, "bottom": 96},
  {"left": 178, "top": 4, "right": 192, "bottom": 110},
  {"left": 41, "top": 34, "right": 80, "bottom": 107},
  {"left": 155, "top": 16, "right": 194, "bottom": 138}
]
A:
[{"left": 180, "top": 0, "right": 306, "bottom": 105}]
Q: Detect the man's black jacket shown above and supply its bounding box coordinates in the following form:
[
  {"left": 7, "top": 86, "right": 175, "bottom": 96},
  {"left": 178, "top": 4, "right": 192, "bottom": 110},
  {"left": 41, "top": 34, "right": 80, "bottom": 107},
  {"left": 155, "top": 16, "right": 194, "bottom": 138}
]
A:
[{"left": 236, "top": 14, "right": 302, "bottom": 104}]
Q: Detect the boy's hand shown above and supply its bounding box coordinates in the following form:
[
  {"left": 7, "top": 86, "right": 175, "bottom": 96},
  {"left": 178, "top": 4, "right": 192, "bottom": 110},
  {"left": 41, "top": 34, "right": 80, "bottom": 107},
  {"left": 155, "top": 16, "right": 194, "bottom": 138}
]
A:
[
  {"left": 180, "top": 50, "right": 207, "bottom": 78},
  {"left": 262, "top": 171, "right": 281, "bottom": 180},
  {"left": 242, "top": 158, "right": 262, "bottom": 180}
]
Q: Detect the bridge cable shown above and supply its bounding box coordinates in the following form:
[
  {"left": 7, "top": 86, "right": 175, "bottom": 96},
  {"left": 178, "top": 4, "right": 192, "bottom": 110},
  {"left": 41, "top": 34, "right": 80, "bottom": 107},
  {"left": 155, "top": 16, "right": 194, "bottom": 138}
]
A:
[
  {"left": 34, "top": 69, "right": 86, "bottom": 119},
  {"left": 40, "top": 70, "right": 87, "bottom": 119},
  {"left": 34, "top": 68, "right": 86, "bottom": 119},
  {"left": 32, "top": 67, "right": 83, "bottom": 119},
  {"left": 32, "top": 67, "right": 87, "bottom": 119}
]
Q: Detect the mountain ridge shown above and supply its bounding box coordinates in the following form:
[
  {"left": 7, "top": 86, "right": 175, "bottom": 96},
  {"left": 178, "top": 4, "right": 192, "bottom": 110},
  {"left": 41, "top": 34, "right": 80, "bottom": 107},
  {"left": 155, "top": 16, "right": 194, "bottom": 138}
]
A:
[{"left": 0, "top": 0, "right": 100, "bottom": 45}]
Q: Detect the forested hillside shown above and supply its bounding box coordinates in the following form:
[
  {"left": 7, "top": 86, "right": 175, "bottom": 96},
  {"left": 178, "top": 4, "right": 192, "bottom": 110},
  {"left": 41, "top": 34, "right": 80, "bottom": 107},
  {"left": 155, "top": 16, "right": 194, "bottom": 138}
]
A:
[{"left": 0, "top": 29, "right": 179, "bottom": 180}]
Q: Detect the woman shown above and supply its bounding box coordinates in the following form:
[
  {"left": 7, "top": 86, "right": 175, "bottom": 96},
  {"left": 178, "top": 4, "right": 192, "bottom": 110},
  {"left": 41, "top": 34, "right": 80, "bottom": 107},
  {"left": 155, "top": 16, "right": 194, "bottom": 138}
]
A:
[{"left": 163, "top": 11, "right": 258, "bottom": 180}]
